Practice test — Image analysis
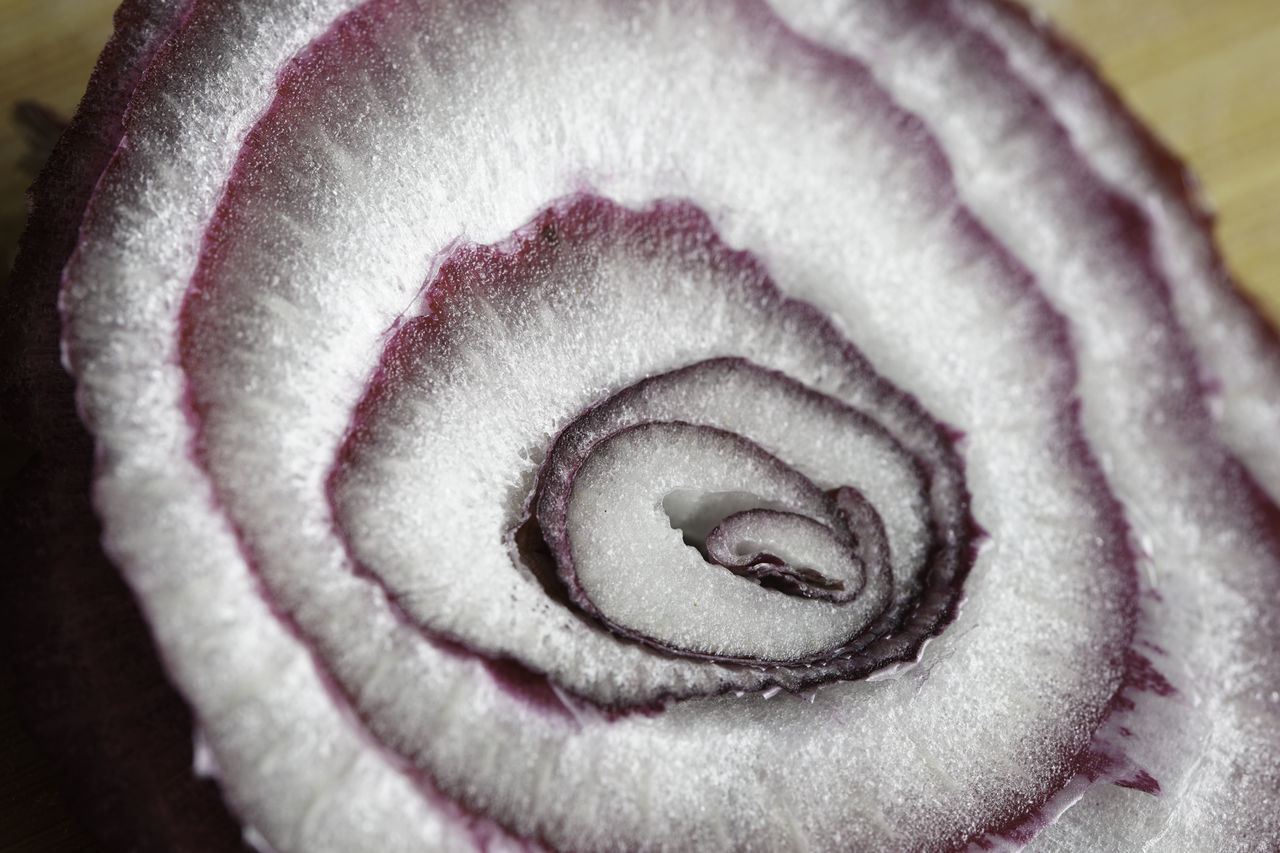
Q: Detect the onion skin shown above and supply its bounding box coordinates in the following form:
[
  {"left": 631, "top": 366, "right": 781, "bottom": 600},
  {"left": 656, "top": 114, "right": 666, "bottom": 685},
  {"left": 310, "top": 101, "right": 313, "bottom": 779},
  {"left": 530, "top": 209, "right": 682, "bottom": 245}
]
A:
[
  {"left": 2, "top": 1, "right": 1278, "bottom": 851},
  {"left": 2, "top": 3, "right": 253, "bottom": 849}
]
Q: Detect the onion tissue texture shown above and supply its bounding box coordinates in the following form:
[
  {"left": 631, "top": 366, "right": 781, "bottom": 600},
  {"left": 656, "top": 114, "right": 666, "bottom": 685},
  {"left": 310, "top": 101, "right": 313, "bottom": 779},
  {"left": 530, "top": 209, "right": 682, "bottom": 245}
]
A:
[{"left": 4, "top": 0, "right": 1280, "bottom": 851}]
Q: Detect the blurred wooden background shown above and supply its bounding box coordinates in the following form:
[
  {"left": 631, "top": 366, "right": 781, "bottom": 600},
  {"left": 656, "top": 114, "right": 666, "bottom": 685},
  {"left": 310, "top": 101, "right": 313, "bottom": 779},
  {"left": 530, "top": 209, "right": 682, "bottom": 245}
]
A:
[{"left": 1, "top": 0, "right": 1278, "bottom": 850}]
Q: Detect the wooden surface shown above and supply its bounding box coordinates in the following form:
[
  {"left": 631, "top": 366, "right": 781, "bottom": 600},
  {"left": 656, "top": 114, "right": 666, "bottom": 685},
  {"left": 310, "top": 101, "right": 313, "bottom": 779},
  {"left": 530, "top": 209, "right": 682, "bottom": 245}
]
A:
[{"left": 1, "top": 1, "right": 1278, "bottom": 850}]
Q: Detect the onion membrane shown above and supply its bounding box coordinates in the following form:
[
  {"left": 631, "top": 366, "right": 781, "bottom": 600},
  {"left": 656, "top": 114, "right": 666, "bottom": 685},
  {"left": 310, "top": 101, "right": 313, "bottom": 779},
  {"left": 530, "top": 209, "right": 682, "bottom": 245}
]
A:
[{"left": 5, "top": 0, "right": 1279, "bottom": 850}]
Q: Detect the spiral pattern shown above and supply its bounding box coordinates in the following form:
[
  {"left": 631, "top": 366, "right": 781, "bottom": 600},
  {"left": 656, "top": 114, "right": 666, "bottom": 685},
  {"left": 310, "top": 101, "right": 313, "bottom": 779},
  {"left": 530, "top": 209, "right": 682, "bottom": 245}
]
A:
[
  {"left": 316, "top": 197, "right": 974, "bottom": 706},
  {"left": 49, "top": 0, "right": 1280, "bottom": 850}
]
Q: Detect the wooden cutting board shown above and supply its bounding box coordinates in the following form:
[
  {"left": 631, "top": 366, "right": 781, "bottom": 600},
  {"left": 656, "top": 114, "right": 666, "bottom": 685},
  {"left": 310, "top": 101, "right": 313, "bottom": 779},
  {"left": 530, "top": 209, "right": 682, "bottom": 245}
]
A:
[{"left": 1, "top": 1, "right": 1277, "bottom": 850}]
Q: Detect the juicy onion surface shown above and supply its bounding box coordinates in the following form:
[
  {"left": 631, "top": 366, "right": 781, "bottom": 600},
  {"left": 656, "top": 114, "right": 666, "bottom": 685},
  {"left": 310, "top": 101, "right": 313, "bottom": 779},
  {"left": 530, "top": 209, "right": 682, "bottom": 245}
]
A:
[{"left": 9, "top": 0, "right": 1280, "bottom": 850}]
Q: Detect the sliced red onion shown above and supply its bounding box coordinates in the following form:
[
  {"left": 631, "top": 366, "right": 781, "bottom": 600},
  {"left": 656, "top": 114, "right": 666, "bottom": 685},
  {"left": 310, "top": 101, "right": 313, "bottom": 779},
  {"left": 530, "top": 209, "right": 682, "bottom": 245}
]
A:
[{"left": 6, "top": 0, "right": 1278, "bottom": 851}]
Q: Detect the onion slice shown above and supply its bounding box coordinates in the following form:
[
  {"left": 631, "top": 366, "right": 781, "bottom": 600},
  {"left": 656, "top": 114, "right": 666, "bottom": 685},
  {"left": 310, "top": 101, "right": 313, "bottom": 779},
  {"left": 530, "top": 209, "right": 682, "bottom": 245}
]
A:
[{"left": 4, "top": 0, "right": 1277, "bottom": 851}]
